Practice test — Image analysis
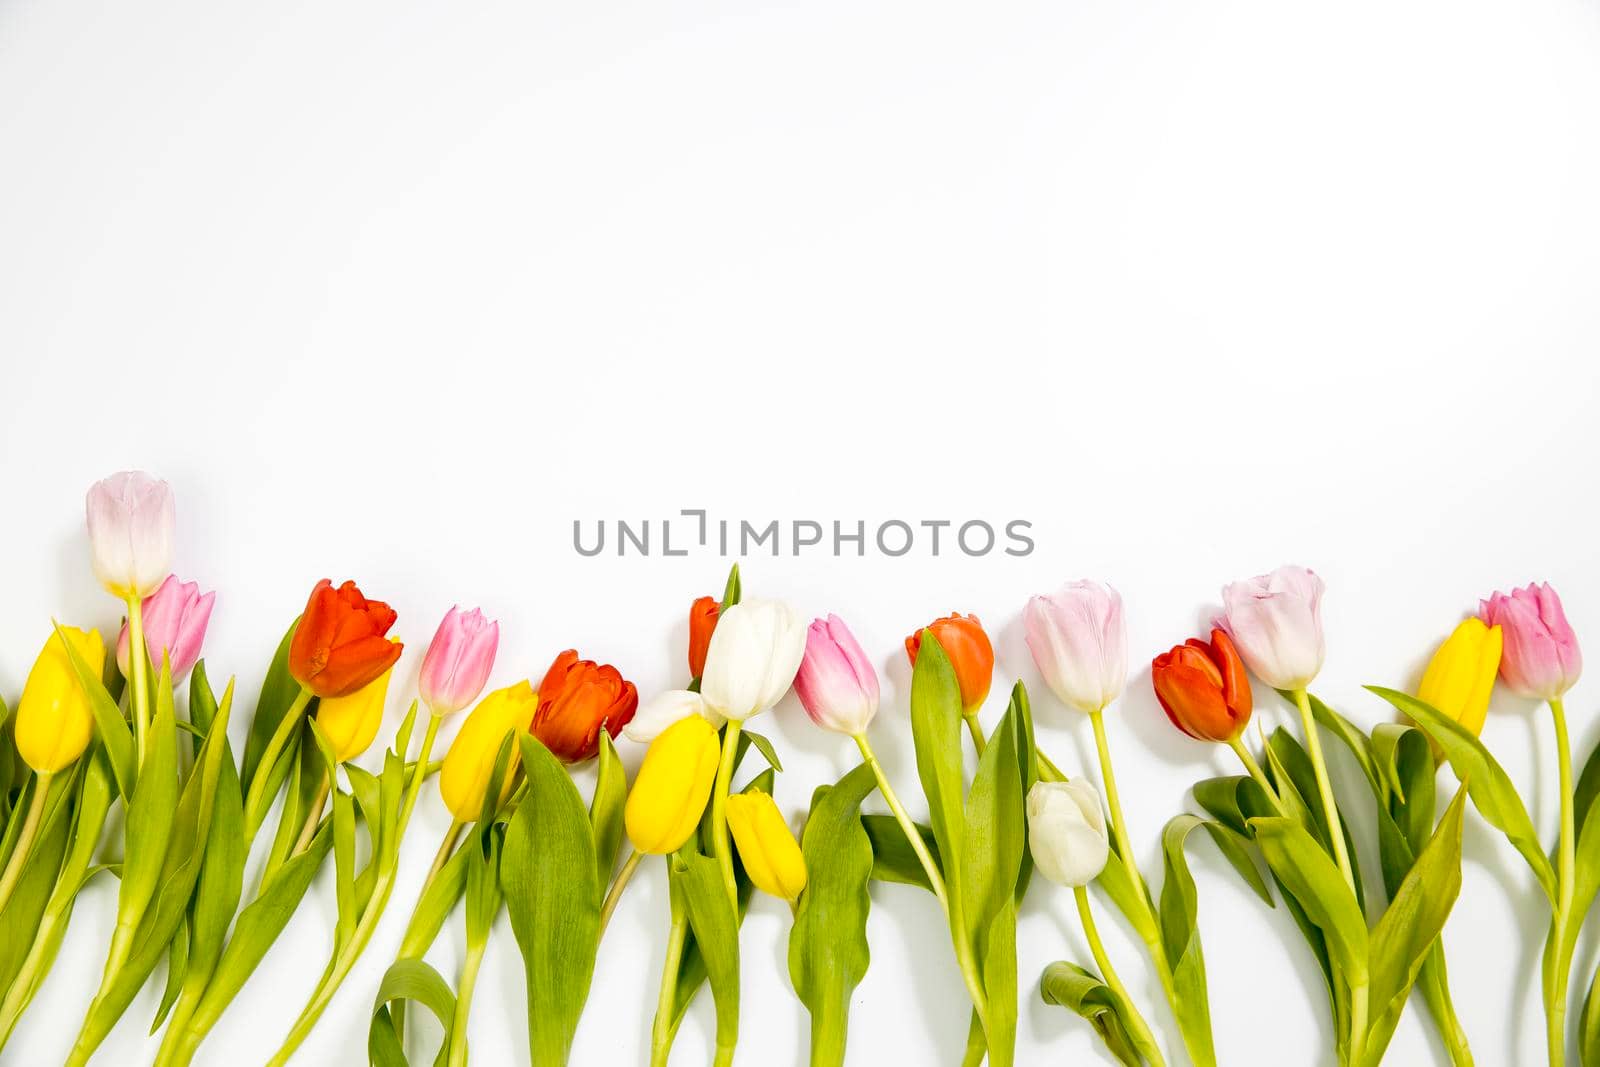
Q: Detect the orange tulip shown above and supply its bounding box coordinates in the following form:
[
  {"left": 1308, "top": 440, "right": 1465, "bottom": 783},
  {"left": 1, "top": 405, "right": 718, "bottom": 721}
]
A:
[
  {"left": 1151, "top": 629, "right": 1253, "bottom": 743},
  {"left": 530, "top": 649, "right": 639, "bottom": 763},
  {"left": 688, "top": 596, "right": 720, "bottom": 679},
  {"left": 905, "top": 613, "right": 994, "bottom": 714},
  {"left": 288, "top": 579, "right": 403, "bottom": 699}
]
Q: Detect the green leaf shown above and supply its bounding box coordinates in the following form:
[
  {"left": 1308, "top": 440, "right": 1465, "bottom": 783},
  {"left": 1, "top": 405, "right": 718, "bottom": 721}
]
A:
[
  {"left": 242, "top": 616, "right": 303, "bottom": 790},
  {"left": 0, "top": 764, "right": 77, "bottom": 993},
  {"left": 1249, "top": 815, "right": 1369, "bottom": 990},
  {"left": 331, "top": 786, "right": 358, "bottom": 952},
  {"left": 115, "top": 663, "right": 180, "bottom": 940},
  {"left": 589, "top": 731, "right": 628, "bottom": 889},
  {"left": 675, "top": 851, "right": 741, "bottom": 1061},
  {"left": 1039, "top": 961, "right": 1146, "bottom": 1066},
  {"left": 397, "top": 835, "right": 473, "bottom": 960},
  {"left": 788, "top": 764, "right": 875, "bottom": 1067},
  {"left": 501, "top": 732, "right": 601, "bottom": 1065},
  {"left": 367, "top": 957, "right": 455, "bottom": 1067},
  {"left": 1360, "top": 789, "right": 1467, "bottom": 1066},
  {"left": 53, "top": 620, "right": 135, "bottom": 799},
  {"left": 719, "top": 563, "right": 742, "bottom": 610},
  {"left": 1293, "top": 690, "right": 1386, "bottom": 798},
  {"left": 1159, "top": 815, "right": 1221, "bottom": 1067},
  {"left": 1265, "top": 727, "right": 1367, "bottom": 912},
  {"left": 1367, "top": 685, "right": 1557, "bottom": 905},
  {"left": 741, "top": 730, "right": 784, "bottom": 773},
  {"left": 908, "top": 631, "right": 967, "bottom": 914},
  {"left": 862, "top": 814, "right": 940, "bottom": 890},
  {"left": 153, "top": 918, "right": 189, "bottom": 1033},
  {"left": 180, "top": 731, "right": 245, "bottom": 1014}
]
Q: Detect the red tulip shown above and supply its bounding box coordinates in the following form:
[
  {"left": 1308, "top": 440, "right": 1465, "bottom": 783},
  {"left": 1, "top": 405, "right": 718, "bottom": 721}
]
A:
[
  {"left": 905, "top": 613, "right": 994, "bottom": 714},
  {"left": 1151, "top": 628, "right": 1253, "bottom": 743},
  {"left": 288, "top": 579, "right": 403, "bottom": 699},
  {"left": 689, "top": 596, "right": 720, "bottom": 679},
  {"left": 531, "top": 649, "right": 639, "bottom": 763}
]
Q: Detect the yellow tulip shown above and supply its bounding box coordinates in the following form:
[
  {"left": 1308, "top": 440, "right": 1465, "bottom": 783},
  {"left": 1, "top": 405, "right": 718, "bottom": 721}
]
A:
[
  {"left": 314, "top": 648, "right": 396, "bottom": 763},
  {"left": 1417, "top": 617, "right": 1503, "bottom": 736},
  {"left": 625, "top": 715, "right": 720, "bottom": 855},
  {"left": 725, "top": 790, "right": 807, "bottom": 901},
  {"left": 16, "top": 627, "right": 105, "bottom": 773},
  {"left": 439, "top": 681, "right": 538, "bottom": 822}
]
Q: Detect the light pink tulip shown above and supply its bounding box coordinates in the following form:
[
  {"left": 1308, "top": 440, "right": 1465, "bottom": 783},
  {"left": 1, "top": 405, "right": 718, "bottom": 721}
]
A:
[
  {"left": 1479, "top": 583, "right": 1582, "bottom": 700},
  {"left": 418, "top": 606, "right": 500, "bottom": 716},
  {"left": 86, "top": 470, "right": 175, "bottom": 599},
  {"left": 1216, "top": 565, "right": 1326, "bottom": 691},
  {"left": 1024, "top": 581, "right": 1128, "bottom": 714},
  {"left": 117, "top": 575, "right": 215, "bottom": 681},
  {"left": 793, "top": 614, "right": 880, "bottom": 735}
]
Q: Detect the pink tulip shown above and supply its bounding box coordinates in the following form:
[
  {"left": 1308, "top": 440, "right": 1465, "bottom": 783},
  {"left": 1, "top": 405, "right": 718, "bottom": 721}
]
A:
[
  {"left": 1025, "top": 581, "right": 1128, "bottom": 714},
  {"left": 86, "top": 470, "right": 175, "bottom": 599},
  {"left": 1478, "top": 583, "right": 1582, "bottom": 700},
  {"left": 793, "top": 614, "right": 880, "bottom": 735},
  {"left": 418, "top": 606, "right": 500, "bottom": 716},
  {"left": 117, "top": 575, "right": 215, "bottom": 681},
  {"left": 1216, "top": 565, "right": 1326, "bottom": 691}
]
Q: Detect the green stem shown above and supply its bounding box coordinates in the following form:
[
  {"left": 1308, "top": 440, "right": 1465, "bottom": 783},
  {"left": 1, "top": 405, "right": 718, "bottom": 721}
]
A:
[
  {"left": 1089, "top": 708, "right": 1146, "bottom": 907},
  {"left": 599, "top": 849, "right": 643, "bottom": 937},
  {"left": 854, "top": 733, "right": 949, "bottom": 912},
  {"left": 1227, "top": 737, "right": 1290, "bottom": 817},
  {"left": 445, "top": 941, "right": 485, "bottom": 1067},
  {"left": 0, "top": 772, "right": 51, "bottom": 917},
  {"left": 242, "top": 687, "right": 314, "bottom": 843},
  {"left": 1547, "top": 697, "right": 1576, "bottom": 1067},
  {"left": 710, "top": 719, "right": 743, "bottom": 909},
  {"left": 963, "top": 713, "right": 987, "bottom": 756},
  {"left": 1349, "top": 979, "right": 1370, "bottom": 1067},
  {"left": 125, "top": 594, "right": 151, "bottom": 767},
  {"left": 1075, "top": 887, "right": 1166, "bottom": 1067},
  {"left": 1292, "top": 689, "right": 1355, "bottom": 893},
  {"left": 650, "top": 887, "right": 689, "bottom": 1067},
  {"left": 291, "top": 766, "right": 331, "bottom": 857},
  {"left": 264, "top": 713, "right": 441, "bottom": 1067}
]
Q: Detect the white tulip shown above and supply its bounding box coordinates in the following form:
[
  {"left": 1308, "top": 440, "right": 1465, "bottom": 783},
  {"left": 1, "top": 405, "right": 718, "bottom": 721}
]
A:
[
  {"left": 699, "top": 598, "right": 807, "bottom": 721},
  {"left": 1027, "top": 779, "right": 1110, "bottom": 888},
  {"left": 85, "top": 470, "right": 175, "bottom": 599}
]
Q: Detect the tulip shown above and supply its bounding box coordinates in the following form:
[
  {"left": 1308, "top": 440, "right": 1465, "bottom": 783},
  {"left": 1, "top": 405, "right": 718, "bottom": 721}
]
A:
[
  {"left": 699, "top": 599, "right": 807, "bottom": 721},
  {"left": 1216, "top": 565, "right": 1326, "bottom": 691},
  {"left": 85, "top": 471, "right": 174, "bottom": 600},
  {"left": 15, "top": 627, "right": 105, "bottom": 774},
  {"left": 418, "top": 606, "right": 499, "bottom": 717},
  {"left": 725, "top": 791, "right": 807, "bottom": 901},
  {"left": 794, "top": 614, "right": 879, "bottom": 736},
  {"left": 288, "top": 579, "right": 404, "bottom": 699},
  {"left": 1479, "top": 583, "right": 1582, "bottom": 701},
  {"left": 1024, "top": 582, "right": 1128, "bottom": 715},
  {"left": 624, "top": 689, "right": 724, "bottom": 744},
  {"left": 1417, "top": 618, "right": 1503, "bottom": 736},
  {"left": 116, "top": 575, "right": 215, "bottom": 682},
  {"left": 904, "top": 613, "right": 993, "bottom": 717},
  {"left": 625, "top": 715, "right": 722, "bottom": 854},
  {"left": 688, "top": 595, "right": 720, "bottom": 679},
  {"left": 439, "top": 681, "right": 540, "bottom": 822},
  {"left": 315, "top": 650, "right": 397, "bottom": 763},
  {"left": 1152, "top": 628, "right": 1253, "bottom": 743},
  {"left": 530, "top": 650, "right": 639, "bottom": 763},
  {"left": 1026, "top": 780, "right": 1109, "bottom": 888}
]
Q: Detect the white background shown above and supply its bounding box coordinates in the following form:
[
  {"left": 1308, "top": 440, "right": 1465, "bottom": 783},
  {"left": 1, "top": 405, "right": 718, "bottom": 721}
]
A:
[{"left": 3, "top": 0, "right": 1599, "bottom": 1063}]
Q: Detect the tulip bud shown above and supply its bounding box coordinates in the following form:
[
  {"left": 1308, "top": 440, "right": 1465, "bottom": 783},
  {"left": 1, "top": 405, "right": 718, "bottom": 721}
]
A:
[
  {"left": 530, "top": 650, "right": 639, "bottom": 763},
  {"left": 315, "top": 645, "right": 398, "bottom": 763},
  {"left": 116, "top": 575, "right": 215, "bottom": 682},
  {"left": 1216, "top": 565, "right": 1327, "bottom": 691},
  {"left": 1024, "top": 582, "right": 1128, "bottom": 715},
  {"left": 1026, "top": 780, "right": 1109, "bottom": 888},
  {"left": 418, "top": 606, "right": 500, "bottom": 716},
  {"left": 688, "top": 596, "right": 720, "bottom": 679},
  {"left": 439, "top": 681, "right": 539, "bottom": 822},
  {"left": 793, "top": 614, "right": 879, "bottom": 736},
  {"left": 85, "top": 470, "right": 175, "bottom": 600},
  {"left": 904, "top": 613, "right": 993, "bottom": 715},
  {"left": 1151, "top": 629, "right": 1253, "bottom": 743},
  {"left": 625, "top": 715, "right": 722, "bottom": 855},
  {"left": 700, "top": 599, "right": 807, "bottom": 722},
  {"left": 623, "top": 689, "right": 724, "bottom": 744},
  {"left": 16, "top": 627, "right": 106, "bottom": 774},
  {"left": 1416, "top": 617, "right": 1503, "bottom": 735},
  {"left": 1478, "top": 583, "right": 1581, "bottom": 701},
  {"left": 288, "top": 579, "right": 404, "bottom": 699},
  {"left": 725, "top": 791, "right": 808, "bottom": 901}
]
